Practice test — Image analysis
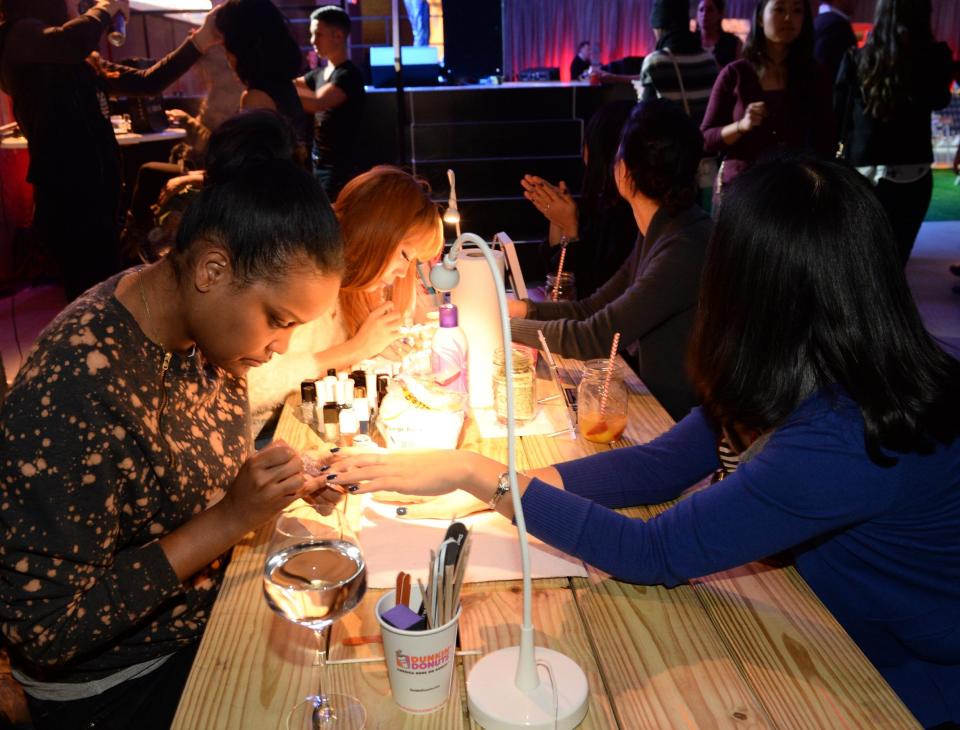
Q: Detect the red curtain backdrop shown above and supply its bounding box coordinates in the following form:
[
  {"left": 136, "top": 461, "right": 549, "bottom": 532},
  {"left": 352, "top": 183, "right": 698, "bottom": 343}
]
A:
[{"left": 502, "top": 0, "right": 960, "bottom": 82}]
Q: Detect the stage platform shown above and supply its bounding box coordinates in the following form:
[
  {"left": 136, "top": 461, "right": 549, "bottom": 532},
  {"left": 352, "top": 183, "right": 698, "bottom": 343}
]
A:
[{"left": 360, "top": 81, "right": 637, "bottom": 280}]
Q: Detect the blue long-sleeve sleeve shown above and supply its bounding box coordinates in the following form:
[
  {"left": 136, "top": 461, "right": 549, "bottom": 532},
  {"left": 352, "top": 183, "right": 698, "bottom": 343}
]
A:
[
  {"left": 521, "top": 397, "right": 900, "bottom": 586},
  {"left": 520, "top": 392, "right": 960, "bottom": 724},
  {"left": 552, "top": 407, "right": 719, "bottom": 508}
]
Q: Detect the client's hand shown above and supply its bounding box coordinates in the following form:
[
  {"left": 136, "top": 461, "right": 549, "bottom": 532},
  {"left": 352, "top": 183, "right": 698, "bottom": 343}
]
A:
[{"left": 328, "top": 449, "right": 504, "bottom": 501}]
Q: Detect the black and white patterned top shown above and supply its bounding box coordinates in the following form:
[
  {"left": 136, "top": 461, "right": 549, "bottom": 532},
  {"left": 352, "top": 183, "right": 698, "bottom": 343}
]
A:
[{"left": 0, "top": 272, "right": 250, "bottom": 683}]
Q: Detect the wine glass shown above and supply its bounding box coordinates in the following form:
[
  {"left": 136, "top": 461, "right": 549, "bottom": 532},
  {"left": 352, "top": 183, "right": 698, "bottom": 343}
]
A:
[{"left": 264, "top": 500, "right": 367, "bottom": 729}]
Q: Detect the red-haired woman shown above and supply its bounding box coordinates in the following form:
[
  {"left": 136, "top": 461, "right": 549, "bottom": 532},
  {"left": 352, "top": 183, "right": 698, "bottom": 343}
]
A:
[{"left": 248, "top": 165, "right": 443, "bottom": 436}]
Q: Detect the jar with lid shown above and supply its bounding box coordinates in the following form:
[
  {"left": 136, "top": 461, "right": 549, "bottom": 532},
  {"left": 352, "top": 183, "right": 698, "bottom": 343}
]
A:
[
  {"left": 492, "top": 347, "right": 538, "bottom": 424},
  {"left": 545, "top": 272, "right": 576, "bottom": 301},
  {"left": 576, "top": 359, "right": 628, "bottom": 443}
]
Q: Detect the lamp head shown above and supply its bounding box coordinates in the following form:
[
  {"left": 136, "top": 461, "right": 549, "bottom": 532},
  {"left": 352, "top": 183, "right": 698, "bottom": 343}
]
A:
[
  {"left": 428, "top": 231, "right": 486, "bottom": 293},
  {"left": 429, "top": 255, "right": 460, "bottom": 292}
]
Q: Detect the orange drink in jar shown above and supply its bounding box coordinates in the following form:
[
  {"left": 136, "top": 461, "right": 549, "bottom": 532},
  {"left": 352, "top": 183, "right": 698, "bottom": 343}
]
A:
[{"left": 576, "top": 359, "right": 628, "bottom": 444}]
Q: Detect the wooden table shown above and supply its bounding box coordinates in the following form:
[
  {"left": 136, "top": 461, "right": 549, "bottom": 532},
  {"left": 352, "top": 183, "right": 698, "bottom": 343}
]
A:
[{"left": 172, "top": 356, "right": 919, "bottom": 729}]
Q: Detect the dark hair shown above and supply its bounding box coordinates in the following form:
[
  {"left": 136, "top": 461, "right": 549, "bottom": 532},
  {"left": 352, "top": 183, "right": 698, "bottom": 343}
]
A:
[
  {"left": 173, "top": 113, "right": 343, "bottom": 285},
  {"left": 577, "top": 40, "right": 590, "bottom": 52},
  {"left": 203, "top": 109, "right": 306, "bottom": 182},
  {"left": 616, "top": 98, "right": 703, "bottom": 214},
  {"left": 650, "top": 0, "right": 690, "bottom": 31},
  {"left": 0, "top": 0, "right": 67, "bottom": 25},
  {"left": 581, "top": 101, "right": 634, "bottom": 216},
  {"left": 688, "top": 157, "right": 960, "bottom": 465},
  {"left": 216, "top": 0, "right": 303, "bottom": 89},
  {"left": 310, "top": 5, "right": 351, "bottom": 35},
  {"left": 858, "top": 0, "right": 934, "bottom": 121},
  {"left": 744, "top": 0, "right": 815, "bottom": 75}
]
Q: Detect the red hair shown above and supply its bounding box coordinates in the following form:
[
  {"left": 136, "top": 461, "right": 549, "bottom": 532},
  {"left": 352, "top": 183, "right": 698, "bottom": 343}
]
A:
[{"left": 334, "top": 166, "right": 443, "bottom": 335}]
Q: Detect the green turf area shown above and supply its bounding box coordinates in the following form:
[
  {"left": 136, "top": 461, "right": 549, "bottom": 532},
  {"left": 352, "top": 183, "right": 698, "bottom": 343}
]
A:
[{"left": 926, "top": 168, "right": 960, "bottom": 222}]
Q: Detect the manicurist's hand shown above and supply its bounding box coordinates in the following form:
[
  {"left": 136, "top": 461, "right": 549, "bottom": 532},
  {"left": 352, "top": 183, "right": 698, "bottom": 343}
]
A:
[
  {"left": 159, "top": 440, "right": 324, "bottom": 581},
  {"left": 356, "top": 302, "right": 404, "bottom": 356},
  {"left": 220, "top": 440, "right": 312, "bottom": 529}
]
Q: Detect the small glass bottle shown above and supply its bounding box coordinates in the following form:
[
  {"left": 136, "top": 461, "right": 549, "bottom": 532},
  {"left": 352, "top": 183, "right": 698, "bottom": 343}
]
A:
[
  {"left": 545, "top": 272, "right": 577, "bottom": 301},
  {"left": 493, "top": 347, "right": 538, "bottom": 424},
  {"left": 576, "top": 359, "right": 628, "bottom": 443},
  {"left": 299, "top": 380, "right": 319, "bottom": 433}
]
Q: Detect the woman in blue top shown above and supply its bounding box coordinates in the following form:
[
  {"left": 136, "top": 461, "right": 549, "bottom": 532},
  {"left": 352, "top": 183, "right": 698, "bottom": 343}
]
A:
[{"left": 331, "top": 157, "right": 960, "bottom": 727}]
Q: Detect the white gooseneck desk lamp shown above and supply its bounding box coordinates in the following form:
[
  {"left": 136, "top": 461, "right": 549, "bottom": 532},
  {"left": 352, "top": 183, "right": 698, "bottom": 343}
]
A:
[{"left": 430, "top": 233, "right": 589, "bottom": 729}]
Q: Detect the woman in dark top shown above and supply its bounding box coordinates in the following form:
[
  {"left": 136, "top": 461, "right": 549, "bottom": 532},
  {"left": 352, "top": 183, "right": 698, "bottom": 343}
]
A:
[
  {"left": 215, "top": 0, "right": 310, "bottom": 147},
  {"left": 834, "top": 0, "right": 953, "bottom": 265},
  {"left": 513, "top": 100, "right": 712, "bottom": 420},
  {"left": 696, "top": 0, "right": 742, "bottom": 68},
  {"left": 521, "top": 100, "right": 639, "bottom": 299},
  {"left": 0, "top": 0, "right": 219, "bottom": 299},
  {"left": 700, "top": 0, "right": 834, "bottom": 190},
  {"left": 0, "top": 113, "right": 344, "bottom": 730}
]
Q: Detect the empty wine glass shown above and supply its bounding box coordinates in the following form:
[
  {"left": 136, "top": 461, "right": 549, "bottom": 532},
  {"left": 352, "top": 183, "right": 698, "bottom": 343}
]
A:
[{"left": 264, "top": 500, "right": 367, "bottom": 729}]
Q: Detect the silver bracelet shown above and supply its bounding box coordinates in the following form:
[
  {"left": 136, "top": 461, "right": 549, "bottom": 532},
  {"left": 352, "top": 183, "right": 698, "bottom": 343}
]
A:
[{"left": 488, "top": 472, "right": 511, "bottom": 510}]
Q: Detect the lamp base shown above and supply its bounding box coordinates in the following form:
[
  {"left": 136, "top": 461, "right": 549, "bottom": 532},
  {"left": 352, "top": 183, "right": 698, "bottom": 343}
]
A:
[{"left": 466, "top": 647, "right": 589, "bottom": 729}]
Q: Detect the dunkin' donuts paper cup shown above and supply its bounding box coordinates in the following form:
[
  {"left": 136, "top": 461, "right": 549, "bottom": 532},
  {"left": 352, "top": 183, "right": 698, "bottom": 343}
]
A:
[{"left": 375, "top": 587, "right": 461, "bottom": 714}]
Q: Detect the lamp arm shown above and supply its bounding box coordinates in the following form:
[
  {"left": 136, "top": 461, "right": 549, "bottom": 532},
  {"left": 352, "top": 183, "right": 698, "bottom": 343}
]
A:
[{"left": 455, "top": 232, "right": 539, "bottom": 693}]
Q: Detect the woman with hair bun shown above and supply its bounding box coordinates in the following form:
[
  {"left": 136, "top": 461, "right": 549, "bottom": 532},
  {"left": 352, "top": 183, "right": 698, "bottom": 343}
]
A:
[
  {"left": 331, "top": 157, "right": 960, "bottom": 728},
  {"left": 508, "top": 98, "right": 712, "bottom": 421},
  {"left": 248, "top": 165, "right": 444, "bottom": 437},
  {"left": 0, "top": 113, "right": 344, "bottom": 730}
]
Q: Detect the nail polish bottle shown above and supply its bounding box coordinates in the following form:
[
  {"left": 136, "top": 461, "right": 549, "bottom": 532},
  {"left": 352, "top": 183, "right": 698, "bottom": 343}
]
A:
[
  {"left": 354, "top": 386, "right": 370, "bottom": 435},
  {"left": 337, "top": 377, "right": 357, "bottom": 444},
  {"left": 299, "top": 380, "right": 319, "bottom": 433}
]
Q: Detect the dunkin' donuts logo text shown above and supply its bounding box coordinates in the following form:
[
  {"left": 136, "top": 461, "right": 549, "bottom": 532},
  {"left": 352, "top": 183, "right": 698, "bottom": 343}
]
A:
[{"left": 395, "top": 648, "right": 451, "bottom": 673}]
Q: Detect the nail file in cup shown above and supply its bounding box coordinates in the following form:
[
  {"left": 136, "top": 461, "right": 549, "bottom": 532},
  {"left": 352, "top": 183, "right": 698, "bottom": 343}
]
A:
[{"left": 377, "top": 586, "right": 461, "bottom": 714}]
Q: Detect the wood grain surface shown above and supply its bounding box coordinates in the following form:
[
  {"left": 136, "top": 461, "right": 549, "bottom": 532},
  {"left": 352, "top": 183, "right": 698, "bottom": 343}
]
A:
[{"left": 173, "top": 355, "right": 917, "bottom": 729}]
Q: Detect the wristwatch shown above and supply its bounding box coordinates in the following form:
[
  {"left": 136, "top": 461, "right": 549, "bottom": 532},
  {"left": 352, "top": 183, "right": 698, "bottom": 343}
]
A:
[{"left": 488, "top": 471, "right": 511, "bottom": 510}]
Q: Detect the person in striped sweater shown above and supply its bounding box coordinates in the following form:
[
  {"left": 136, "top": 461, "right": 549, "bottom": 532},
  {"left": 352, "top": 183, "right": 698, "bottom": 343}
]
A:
[{"left": 594, "top": 0, "right": 718, "bottom": 127}]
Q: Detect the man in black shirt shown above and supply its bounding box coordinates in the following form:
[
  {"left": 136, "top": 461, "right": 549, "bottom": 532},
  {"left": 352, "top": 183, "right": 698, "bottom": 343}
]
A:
[
  {"left": 296, "top": 5, "right": 365, "bottom": 200},
  {"left": 570, "top": 40, "right": 591, "bottom": 81}
]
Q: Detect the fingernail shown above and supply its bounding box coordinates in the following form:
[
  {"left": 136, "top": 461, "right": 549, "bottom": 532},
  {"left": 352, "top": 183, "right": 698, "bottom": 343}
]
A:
[
  {"left": 329, "top": 447, "right": 340, "bottom": 453},
  {"left": 326, "top": 473, "right": 338, "bottom": 481},
  {"left": 347, "top": 485, "right": 359, "bottom": 493},
  {"left": 319, "top": 464, "right": 331, "bottom": 473},
  {"left": 396, "top": 507, "right": 407, "bottom": 516}
]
